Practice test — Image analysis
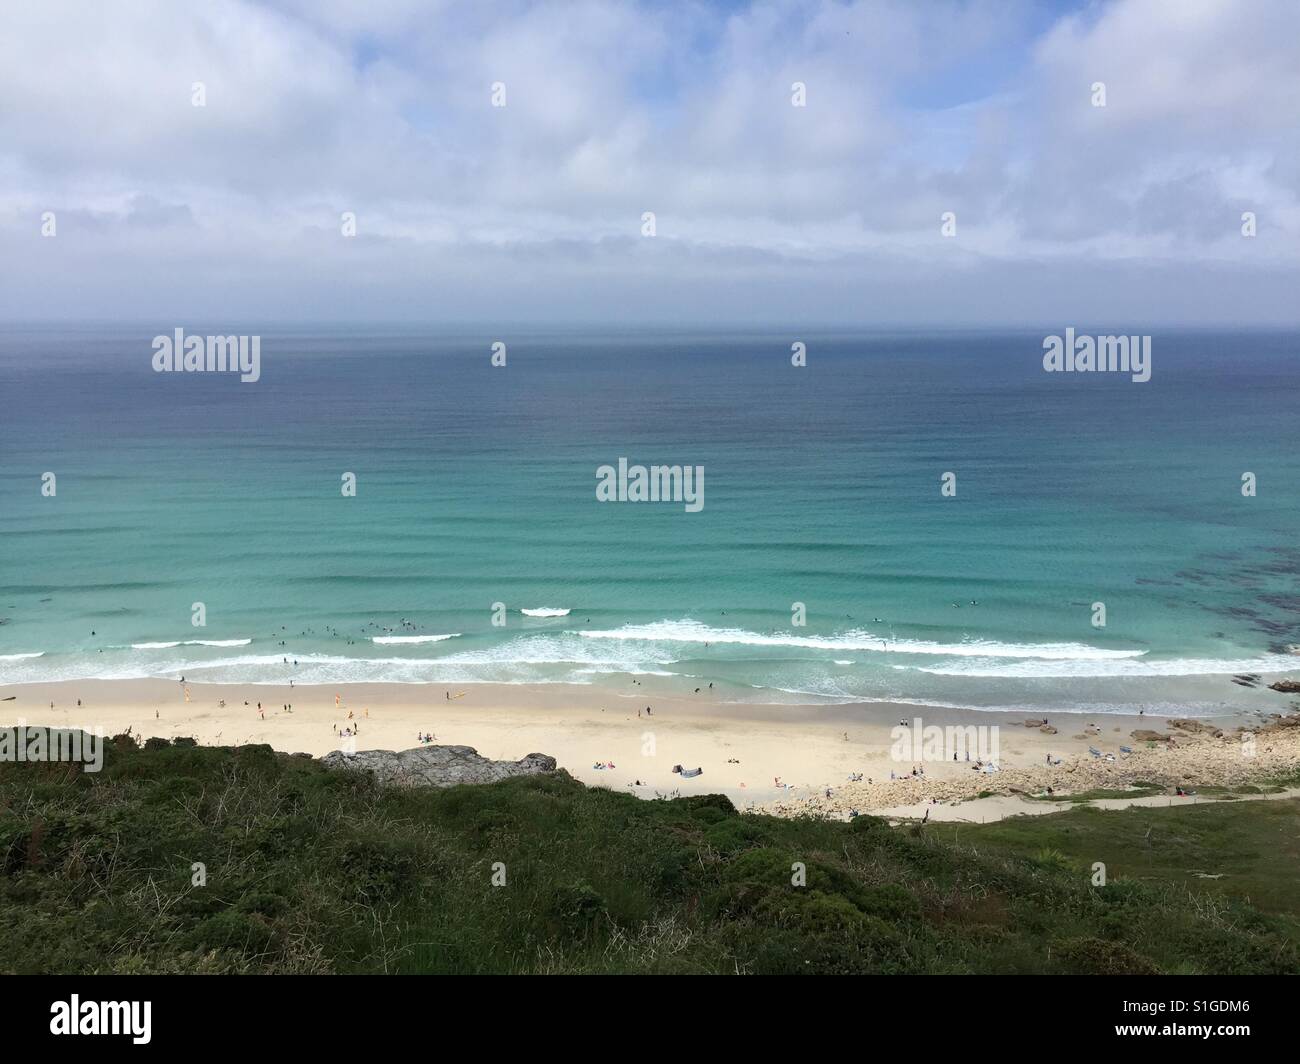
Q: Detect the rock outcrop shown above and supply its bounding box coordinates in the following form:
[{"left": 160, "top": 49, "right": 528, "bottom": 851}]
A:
[
  {"left": 1168, "top": 719, "right": 1223, "bottom": 738},
  {"left": 320, "top": 744, "right": 557, "bottom": 788},
  {"left": 1130, "top": 730, "right": 1172, "bottom": 743},
  {"left": 1268, "top": 679, "right": 1300, "bottom": 693}
]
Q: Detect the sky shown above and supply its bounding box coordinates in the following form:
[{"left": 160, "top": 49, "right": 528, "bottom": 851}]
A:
[{"left": 0, "top": 0, "right": 1297, "bottom": 326}]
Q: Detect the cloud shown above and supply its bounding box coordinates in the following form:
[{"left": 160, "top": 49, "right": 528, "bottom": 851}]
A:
[{"left": 0, "top": 0, "right": 1296, "bottom": 323}]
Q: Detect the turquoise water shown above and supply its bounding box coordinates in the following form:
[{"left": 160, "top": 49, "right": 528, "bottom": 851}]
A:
[{"left": 1, "top": 325, "right": 1297, "bottom": 714}]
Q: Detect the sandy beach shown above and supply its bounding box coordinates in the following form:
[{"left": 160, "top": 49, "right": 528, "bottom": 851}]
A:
[{"left": 4, "top": 677, "right": 1295, "bottom": 817}]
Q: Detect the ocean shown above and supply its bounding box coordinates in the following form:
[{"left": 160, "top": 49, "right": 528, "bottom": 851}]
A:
[{"left": 1, "top": 324, "right": 1297, "bottom": 715}]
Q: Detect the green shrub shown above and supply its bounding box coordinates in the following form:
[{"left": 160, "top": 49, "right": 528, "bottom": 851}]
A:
[
  {"left": 1, "top": 738, "right": 1296, "bottom": 974},
  {"left": 1056, "top": 936, "right": 1161, "bottom": 975}
]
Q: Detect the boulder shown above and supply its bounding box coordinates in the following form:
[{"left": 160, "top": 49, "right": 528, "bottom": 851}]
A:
[
  {"left": 320, "top": 744, "right": 557, "bottom": 788},
  {"left": 1268, "top": 679, "right": 1300, "bottom": 693},
  {"left": 1168, "top": 719, "right": 1223, "bottom": 738},
  {"left": 1131, "top": 730, "right": 1172, "bottom": 743}
]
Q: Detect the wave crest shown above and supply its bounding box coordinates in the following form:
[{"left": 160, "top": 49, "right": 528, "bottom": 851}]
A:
[{"left": 574, "top": 619, "right": 1144, "bottom": 660}]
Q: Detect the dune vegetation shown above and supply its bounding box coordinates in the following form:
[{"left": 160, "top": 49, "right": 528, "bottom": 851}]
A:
[{"left": 2, "top": 732, "right": 1297, "bottom": 975}]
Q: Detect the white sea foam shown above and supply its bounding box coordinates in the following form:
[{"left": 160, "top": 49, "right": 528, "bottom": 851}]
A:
[
  {"left": 521, "top": 607, "right": 571, "bottom": 617},
  {"left": 906, "top": 655, "right": 1296, "bottom": 678},
  {"left": 3, "top": 633, "right": 676, "bottom": 686},
  {"left": 573, "top": 667, "right": 678, "bottom": 677},
  {"left": 436, "top": 634, "right": 675, "bottom": 668},
  {"left": 575, "top": 619, "right": 1144, "bottom": 660},
  {"left": 0, "top": 651, "right": 44, "bottom": 660},
  {"left": 130, "top": 639, "right": 252, "bottom": 649},
  {"left": 371, "top": 634, "right": 461, "bottom": 645}
]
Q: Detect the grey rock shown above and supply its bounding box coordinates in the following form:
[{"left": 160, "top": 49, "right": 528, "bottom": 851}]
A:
[{"left": 320, "top": 744, "right": 557, "bottom": 788}]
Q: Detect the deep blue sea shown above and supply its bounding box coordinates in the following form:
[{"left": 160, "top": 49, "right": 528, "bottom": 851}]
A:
[{"left": 1, "top": 324, "right": 1297, "bottom": 715}]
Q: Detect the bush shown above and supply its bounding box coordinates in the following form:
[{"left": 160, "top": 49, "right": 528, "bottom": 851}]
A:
[
  {"left": 1055, "top": 936, "right": 1161, "bottom": 975},
  {"left": 2, "top": 738, "right": 1297, "bottom": 974}
]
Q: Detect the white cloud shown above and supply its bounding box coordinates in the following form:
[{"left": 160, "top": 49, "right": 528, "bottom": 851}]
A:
[{"left": 0, "top": 0, "right": 1296, "bottom": 322}]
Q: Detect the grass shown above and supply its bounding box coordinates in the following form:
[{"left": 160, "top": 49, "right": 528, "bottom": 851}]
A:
[
  {"left": 1021, "top": 785, "right": 1166, "bottom": 803},
  {"left": 2, "top": 732, "right": 1298, "bottom": 974},
  {"left": 952, "top": 799, "right": 1300, "bottom": 924}
]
